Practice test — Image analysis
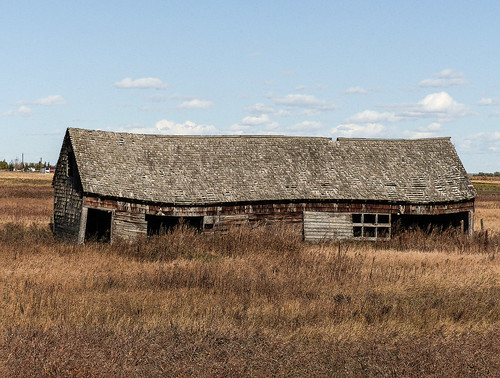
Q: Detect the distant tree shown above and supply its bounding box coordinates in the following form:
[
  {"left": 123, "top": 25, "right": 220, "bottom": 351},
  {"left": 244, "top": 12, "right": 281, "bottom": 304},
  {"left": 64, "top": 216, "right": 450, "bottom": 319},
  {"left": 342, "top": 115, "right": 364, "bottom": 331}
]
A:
[{"left": 0, "top": 159, "right": 8, "bottom": 170}]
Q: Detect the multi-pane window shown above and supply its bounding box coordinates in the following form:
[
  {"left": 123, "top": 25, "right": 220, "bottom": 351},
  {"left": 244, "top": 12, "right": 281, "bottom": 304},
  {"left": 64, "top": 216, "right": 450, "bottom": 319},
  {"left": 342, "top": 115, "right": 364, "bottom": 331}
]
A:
[{"left": 352, "top": 213, "right": 391, "bottom": 239}]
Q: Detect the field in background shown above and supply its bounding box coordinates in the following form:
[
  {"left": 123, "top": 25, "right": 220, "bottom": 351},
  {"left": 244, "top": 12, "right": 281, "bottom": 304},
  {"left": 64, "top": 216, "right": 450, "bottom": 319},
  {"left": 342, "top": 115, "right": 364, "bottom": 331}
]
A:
[
  {"left": 471, "top": 176, "right": 500, "bottom": 234},
  {"left": 0, "top": 171, "right": 53, "bottom": 225},
  {"left": 0, "top": 172, "right": 498, "bottom": 376}
]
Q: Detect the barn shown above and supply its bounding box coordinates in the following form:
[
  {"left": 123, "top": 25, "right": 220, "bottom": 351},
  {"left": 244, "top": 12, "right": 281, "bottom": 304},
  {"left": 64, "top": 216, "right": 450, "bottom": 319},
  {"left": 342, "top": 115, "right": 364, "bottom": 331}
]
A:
[{"left": 52, "top": 128, "right": 476, "bottom": 243}]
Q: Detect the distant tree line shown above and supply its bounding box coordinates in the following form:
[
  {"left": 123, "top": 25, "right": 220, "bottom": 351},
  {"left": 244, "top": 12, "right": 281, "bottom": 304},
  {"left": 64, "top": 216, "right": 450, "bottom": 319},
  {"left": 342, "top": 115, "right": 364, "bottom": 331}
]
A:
[
  {"left": 0, "top": 158, "right": 51, "bottom": 171},
  {"left": 473, "top": 172, "right": 500, "bottom": 177}
]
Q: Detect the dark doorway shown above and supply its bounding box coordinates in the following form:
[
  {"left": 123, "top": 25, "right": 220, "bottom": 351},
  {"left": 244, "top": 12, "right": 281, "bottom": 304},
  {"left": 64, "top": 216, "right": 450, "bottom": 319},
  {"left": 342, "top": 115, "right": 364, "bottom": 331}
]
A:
[
  {"left": 146, "top": 215, "right": 203, "bottom": 235},
  {"left": 392, "top": 211, "right": 469, "bottom": 235},
  {"left": 85, "top": 208, "right": 112, "bottom": 242}
]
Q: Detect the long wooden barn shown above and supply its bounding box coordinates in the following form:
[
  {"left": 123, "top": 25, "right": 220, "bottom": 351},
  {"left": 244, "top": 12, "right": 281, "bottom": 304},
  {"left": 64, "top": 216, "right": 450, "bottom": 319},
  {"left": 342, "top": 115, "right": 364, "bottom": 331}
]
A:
[{"left": 53, "top": 128, "right": 476, "bottom": 243}]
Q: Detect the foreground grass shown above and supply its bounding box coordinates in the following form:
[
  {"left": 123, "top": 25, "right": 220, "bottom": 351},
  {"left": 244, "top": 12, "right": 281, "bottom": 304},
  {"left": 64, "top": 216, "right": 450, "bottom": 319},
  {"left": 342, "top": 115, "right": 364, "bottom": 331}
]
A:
[{"left": 0, "top": 224, "right": 498, "bottom": 376}]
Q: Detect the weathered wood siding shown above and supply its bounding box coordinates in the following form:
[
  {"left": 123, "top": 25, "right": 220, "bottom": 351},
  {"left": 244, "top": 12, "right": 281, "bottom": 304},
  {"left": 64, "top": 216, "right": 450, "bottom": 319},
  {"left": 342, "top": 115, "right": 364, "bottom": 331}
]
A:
[
  {"left": 79, "top": 194, "right": 475, "bottom": 242},
  {"left": 83, "top": 195, "right": 475, "bottom": 217},
  {"left": 53, "top": 133, "right": 83, "bottom": 242},
  {"left": 113, "top": 211, "right": 147, "bottom": 240},
  {"left": 303, "top": 211, "right": 353, "bottom": 241}
]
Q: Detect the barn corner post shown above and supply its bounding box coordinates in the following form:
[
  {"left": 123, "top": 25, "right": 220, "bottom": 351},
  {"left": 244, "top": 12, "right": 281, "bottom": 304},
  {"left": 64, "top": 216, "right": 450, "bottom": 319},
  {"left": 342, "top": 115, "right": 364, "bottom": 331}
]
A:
[
  {"left": 77, "top": 206, "right": 88, "bottom": 244},
  {"left": 468, "top": 207, "right": 475, "bottom": 236}
]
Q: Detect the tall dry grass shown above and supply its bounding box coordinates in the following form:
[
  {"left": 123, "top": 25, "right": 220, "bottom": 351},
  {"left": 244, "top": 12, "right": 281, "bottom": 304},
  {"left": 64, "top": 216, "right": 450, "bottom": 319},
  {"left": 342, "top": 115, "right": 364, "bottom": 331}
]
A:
[
  {"left": 0, "top": 173, "right": 498, "bottom": 376},
  {"left": 0, "top": 223, "right": 498, "bottom": 376},
  {"left": 475, "top": 191, "right": 500, "bottom": 235}
]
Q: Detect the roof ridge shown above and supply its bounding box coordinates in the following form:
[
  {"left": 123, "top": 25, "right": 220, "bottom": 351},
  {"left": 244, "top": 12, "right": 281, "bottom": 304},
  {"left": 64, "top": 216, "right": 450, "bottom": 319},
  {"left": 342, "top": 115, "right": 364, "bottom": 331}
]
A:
[
  {"left": 68, "top": 127, "right": 332, "bottom": 140},
  {"left": 336, "top": 137, "right": 452, "bottom": 142}
]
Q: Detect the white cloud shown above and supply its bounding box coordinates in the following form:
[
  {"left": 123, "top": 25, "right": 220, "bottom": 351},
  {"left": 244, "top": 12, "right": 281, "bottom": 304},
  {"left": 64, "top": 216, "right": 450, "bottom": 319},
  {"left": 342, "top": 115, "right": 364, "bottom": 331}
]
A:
[
  {"left": 476, "top": 97, "right": 500, "bottom": 106},
  {"left": 155, "top": 119, "right": 216, "bottom": 134},
  {"left": 114, "top": 77, "right": 167, "bottom": 89},
  {"left": 2, "top": 105, "right": 32, "bottom": 117},
  {"left": 439, "top": 69, "right": 460, "bottom": 77},
  {"left": 405, "top": 122, "right": 444, "bottom": 138},
  {"left": 423, "top": 122, "right": 442, "bottom": 131},
  {"left": 228, "top": 124, "right": 252, "bottom": 134},
  {"left": 244, "top": 102, "right": 292, "bottom": 117},
  {"left": 343, "top": 92, "right": 473, "bottom": 133},
  {"left": 418, "top": 69, "right": 466, "bottom": 88},
  {"left": 406, "top": 131, "right": 434, "bottom": 138},
  {"left": 458, "top": 132, "right": 500, "bottom": 153},
  {"left": 347, "top": 110, "right": 400, "bottom": 123},
  {"left": 245, "top": 103, "right": 275, "bottom": 115},
  {"left": 419, "top": 91, "right": 454, "bottom": 111},
  {"left": 229, "top": 113, "right": 280, "bottom": 134},
  {"left": 280, "top": 71, "right": 295, "bottom": 77},
  {"left": 272, "top": 94, "right": 337, "bottom": 114},
  {"left": 389, "top": 91, "right": 474, "bottom": 121},
  {"left": 177, "top": 99, "right": 213, "bottom": 109},
  {"left": 331, "top": 123, "right": 385, "bottom": 138},
  {"left": 344, "top": 86, "right": 368, "bottom": 94},
  {"left": 17, "top": 94, "right": 67, "bottom": 106},
  {"left": 240, "top": 114, "right": 270, "bottom": 126},
  {"left": 264, "top": 122, "right": 280, "bottom": 131},
  {"left": 33, "top": 95, "right": 66, "bottom": 105},
  {"left": 412, "top": 91, "right": 473, "bottom": 119}
]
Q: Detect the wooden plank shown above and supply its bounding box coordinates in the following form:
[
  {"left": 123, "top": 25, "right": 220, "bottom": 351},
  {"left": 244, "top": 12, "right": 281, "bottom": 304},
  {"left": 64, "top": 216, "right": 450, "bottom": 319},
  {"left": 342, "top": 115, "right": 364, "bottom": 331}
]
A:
[{"left": 303, "top": 211, "right": 353, "bottom": 241}]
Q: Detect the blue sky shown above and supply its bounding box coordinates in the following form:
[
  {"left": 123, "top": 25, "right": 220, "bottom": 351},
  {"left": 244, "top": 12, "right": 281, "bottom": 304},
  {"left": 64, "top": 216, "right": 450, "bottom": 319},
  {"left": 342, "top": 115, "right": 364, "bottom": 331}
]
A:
[{"left": 1, "top": 1, "right": 499, "bottom": 172}]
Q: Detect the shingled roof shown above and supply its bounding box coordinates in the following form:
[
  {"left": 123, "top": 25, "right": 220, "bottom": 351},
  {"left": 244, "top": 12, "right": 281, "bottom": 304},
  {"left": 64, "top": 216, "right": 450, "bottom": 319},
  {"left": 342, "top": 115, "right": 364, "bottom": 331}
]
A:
[{"left": 64, "top": 128, "right": 476, "bottom": 205}]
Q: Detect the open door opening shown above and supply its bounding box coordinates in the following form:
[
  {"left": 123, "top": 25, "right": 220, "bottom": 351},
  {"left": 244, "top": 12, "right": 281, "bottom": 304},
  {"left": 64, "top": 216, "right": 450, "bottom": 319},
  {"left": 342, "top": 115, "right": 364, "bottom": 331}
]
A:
[
  {"left": 146, "top": 215, "right": 203, "bottom": 235},
  {"left": 391, "top": 211, "right": 469, "bottom": 235},
  {"left": 85, "top": 208, "right": 112, "bottom": 242}
]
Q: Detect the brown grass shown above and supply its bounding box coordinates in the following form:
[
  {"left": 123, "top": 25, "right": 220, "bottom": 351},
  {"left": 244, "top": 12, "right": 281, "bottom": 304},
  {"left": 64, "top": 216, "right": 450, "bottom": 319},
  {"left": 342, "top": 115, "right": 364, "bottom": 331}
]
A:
[
  {"left": 475, "top": 191, "right": 500, "bottom": 235},
  {"left": 471, "top": 176, "right": 500, "bottom": 183},
  {"left": 0, "top": 173, "right": 498, "bottom": 376},
  {"left": 0, "top": 171, "right": 53, "bottom": 225}
]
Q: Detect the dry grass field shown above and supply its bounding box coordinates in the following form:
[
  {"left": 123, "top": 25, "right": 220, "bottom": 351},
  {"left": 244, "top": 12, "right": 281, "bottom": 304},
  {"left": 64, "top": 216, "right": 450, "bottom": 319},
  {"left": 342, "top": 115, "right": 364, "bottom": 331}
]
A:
[
  {"left": 0, "top": 171, "right": 498, "bottom": 376},
  {"left": 472, "top": 176, "right": 500, "bottom": 235},
  {"left": 0, "top": 171, "right": 54, "bottom": 225}
]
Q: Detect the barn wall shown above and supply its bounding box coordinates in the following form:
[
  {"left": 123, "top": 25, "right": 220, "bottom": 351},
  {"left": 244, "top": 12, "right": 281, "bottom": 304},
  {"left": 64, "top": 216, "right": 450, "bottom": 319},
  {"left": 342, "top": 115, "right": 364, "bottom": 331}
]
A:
[
  {"left": 303, "top": 212, "right": 353, "bottom": 241},
  {"left": 82, "top": 195, "right": 475, "bottom": 242},
  {"left": 113, "top": 211, "right": 148, "bottom": 240},
  {"left": 53, "top": 134, "right": 83, "bottom": 242},
  {"left": 83, "top": 196, "right": 475, "bottom": 217}
]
